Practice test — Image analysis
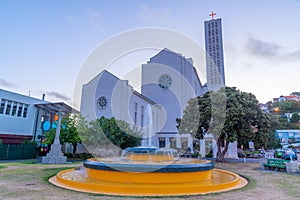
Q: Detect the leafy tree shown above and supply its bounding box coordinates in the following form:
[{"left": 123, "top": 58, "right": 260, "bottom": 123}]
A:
[
  {"left": 46, "top": 115, "right": 142, "bottom": 156},
  {"left": 45, "top": 114, "right": 83, "bottom": 157},
  {"left": 290, "top": 113, "right": 300, "bottom": 123},
  {"left": 290, "top": 92, "right": 300, "bottom": 98},
  {"left": 178, "top": 87, "right": 271, "bottom": 162},
  {"left": 272, "top": 101, "right": 292, "bottom": 114},
  {"left": 79, "top": 116, "right": 142, "bottom": 150},
  {"left": 177, "top": 92, "right": 213, "bottom": 140},
  {"left": 289, "top": 101, "right": 300, "bottom": 113},
  {"left": 266, "top": 131, "right": 281, "bottom": 149}
]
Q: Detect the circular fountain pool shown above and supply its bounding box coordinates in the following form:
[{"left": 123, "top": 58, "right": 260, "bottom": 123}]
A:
[{"left": 49, "top": 147, "right": 247, "bottom": 196}]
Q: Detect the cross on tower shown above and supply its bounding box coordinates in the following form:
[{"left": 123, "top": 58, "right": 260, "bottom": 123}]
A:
[{"left": 209, "top": 11, "right": 216, "bottom": 20}]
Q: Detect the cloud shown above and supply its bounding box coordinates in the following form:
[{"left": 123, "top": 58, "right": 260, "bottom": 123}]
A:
[
  {"left": 245, "top": 37, "right": 281, "bottom": 58},
  {"left": 245, "top": 36, "right": 300, "bottom": 61},
  {"left": 138, "top": 4, "right": 170, "bottom": 23},
  {"left": 285, "top": 49, "right": 300, "bottom": 60},
  {"left": 0, "top": 78, "right": 18, "bottom": 88},
  {"left": 87, "top": 8, "right": 103, "bottom": 31},
  {"left": 46, "top": 91, "right": 71, "bottom": 102}
]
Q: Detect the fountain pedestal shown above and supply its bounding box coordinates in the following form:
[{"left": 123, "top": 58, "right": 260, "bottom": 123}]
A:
[
  {"left": 41, "top": 111, "right": 67, "bottom": 164},
  {"left": 41, "top": 142, "right": 67, "bottom": 164}
]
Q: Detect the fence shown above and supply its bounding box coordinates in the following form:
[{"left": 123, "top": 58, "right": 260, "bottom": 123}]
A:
[{"left": 0, "top": 143, "right": 37, "bottom": 160}]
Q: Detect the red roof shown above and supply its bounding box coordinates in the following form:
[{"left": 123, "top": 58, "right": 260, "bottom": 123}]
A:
[
  {"left": 273, "top": 96, "right": 298, "bottom": 102},
  {"left": 285, "top": 96, "right": 298, "bottom": 99}
]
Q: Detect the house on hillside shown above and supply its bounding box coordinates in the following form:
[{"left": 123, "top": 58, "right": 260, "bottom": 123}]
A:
[{"left": 273, "top": 95, "right": 299, "bottom": 102}]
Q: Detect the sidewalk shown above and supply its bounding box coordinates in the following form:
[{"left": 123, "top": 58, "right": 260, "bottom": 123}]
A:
[{"left": 205, "top": 157, "right": 261, "bottom": 163}]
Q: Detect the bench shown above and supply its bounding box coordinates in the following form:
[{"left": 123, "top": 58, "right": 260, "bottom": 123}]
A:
[{"left": 263, "top": 158, "right": 290, "bottom": 171}]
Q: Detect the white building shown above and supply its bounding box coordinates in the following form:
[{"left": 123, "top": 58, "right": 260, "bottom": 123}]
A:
[
  {"left": 141, "top": 48, "right": 205, "bottom": 150},
  {"left": 80, "top": 49, "right": 205, "bottom": 151},
  {"left": 0, "top": 89, "right": 73, "bottom": 144},
  {"left": 204, "top": 17, "right": 226, "bottom": 91},
  {"left": 0, "top": 89, "right": 45, "bottom": 143},
  {"left": 80, "top": 70, "right": 163, "bottom": 147},
  {"left": 80, "top": 15, "right": 234, "bottom": 156}
]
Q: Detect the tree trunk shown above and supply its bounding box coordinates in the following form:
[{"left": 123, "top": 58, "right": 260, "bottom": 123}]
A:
[
  {"left": 72, "top": 143, "right": 77, "bottom": 158},
  {"left": 216, "top": 139, "right": 229, "bottom": 162}
]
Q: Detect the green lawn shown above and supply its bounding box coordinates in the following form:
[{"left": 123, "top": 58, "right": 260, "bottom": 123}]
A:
[{"left": 0, "top": 159, "right": 299, "bottom": 200}]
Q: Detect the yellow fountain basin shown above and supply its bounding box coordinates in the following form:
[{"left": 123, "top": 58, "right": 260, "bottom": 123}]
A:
[{"left": 49, "top": 158, "right": 247, "bottom": 196}]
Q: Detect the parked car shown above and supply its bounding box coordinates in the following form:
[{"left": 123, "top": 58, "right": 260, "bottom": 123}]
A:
[
  {"left": 283, "top": 150, "right": 298, "bottom": 160},
  {"left": 292, "top": 148, "right": 300, "bottom": 154}
]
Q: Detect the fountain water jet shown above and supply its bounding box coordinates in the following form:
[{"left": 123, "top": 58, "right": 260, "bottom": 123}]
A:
[{"left": 49, "top": 147, "right": 247, "bottom": 196}]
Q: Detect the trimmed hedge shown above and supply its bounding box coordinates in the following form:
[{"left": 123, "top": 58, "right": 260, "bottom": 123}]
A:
[{"left": 0, "top": 144, "right": 36, "bottom": 160}]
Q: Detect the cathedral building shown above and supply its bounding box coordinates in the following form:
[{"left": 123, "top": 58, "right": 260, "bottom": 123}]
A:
[
  {"left": 205, "top": 12, "right": 225, "bottom": 91},
  {"left": 80, "top": 14, "right": 226, "bottom": 153},
  {"left": 80, "top": 48, "right": 204, "bottom": 151}
]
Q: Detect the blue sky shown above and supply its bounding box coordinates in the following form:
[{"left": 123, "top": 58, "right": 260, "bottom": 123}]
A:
[{"left": 1, "top": 0, "right": 300, "bottom": 108}]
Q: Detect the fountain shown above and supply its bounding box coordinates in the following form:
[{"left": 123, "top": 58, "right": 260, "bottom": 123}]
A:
[{"left": 49, "top": 147, "right": 247, "bottom": 196}]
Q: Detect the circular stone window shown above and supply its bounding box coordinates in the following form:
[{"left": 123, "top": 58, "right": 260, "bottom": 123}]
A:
[
  {"left": 97, "top": 96, "right": 107, "bottom": 110},
  {"left": 158, "top": 74, "right": 172, "bottom": 89}
]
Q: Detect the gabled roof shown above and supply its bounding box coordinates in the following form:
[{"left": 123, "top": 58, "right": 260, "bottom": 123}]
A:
[
  {"left": 86, "top": 70, "right": 159, "bottom": 106},
  {"left": 34, "top": 102, "right": 78, "bottom": 114}
]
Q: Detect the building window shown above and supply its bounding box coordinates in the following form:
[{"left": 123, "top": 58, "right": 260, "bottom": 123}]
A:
[
  {"left": 17, "top": 103, "right": 23, "bottom": 117},
  {"left": 0, "top": 99, "right": 29, "bottom": 118},
  {"left": 12, "top": 102, "right": 17, "bottom": 116},
  {"left": 5, "top": 100, "right": 12, "bottom": 115},
  {"left": 23, "top": 104, "right": 28, "bottom": 118},
  {"left": 159, "top": 137, "right": 166, "bottom": 148},
  {"left": 97, "top": 96, "right": 107, "bottom": 110},
  {"left": 141, "top": 105, "right": 144, "bottom": 127},
  {"left": 170, "top": 137, "right": 177, "bottom": 149},
  {"left": 134, "top": 102, "right": 138, "bottom": 124},
  {"left": 0, "top": 99, "right": 5, "bottom": 114}
]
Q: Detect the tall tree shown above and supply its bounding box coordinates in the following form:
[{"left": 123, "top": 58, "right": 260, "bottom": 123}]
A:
[{"left": 178, "top": 87, "right": 271, "bottom": 162}]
